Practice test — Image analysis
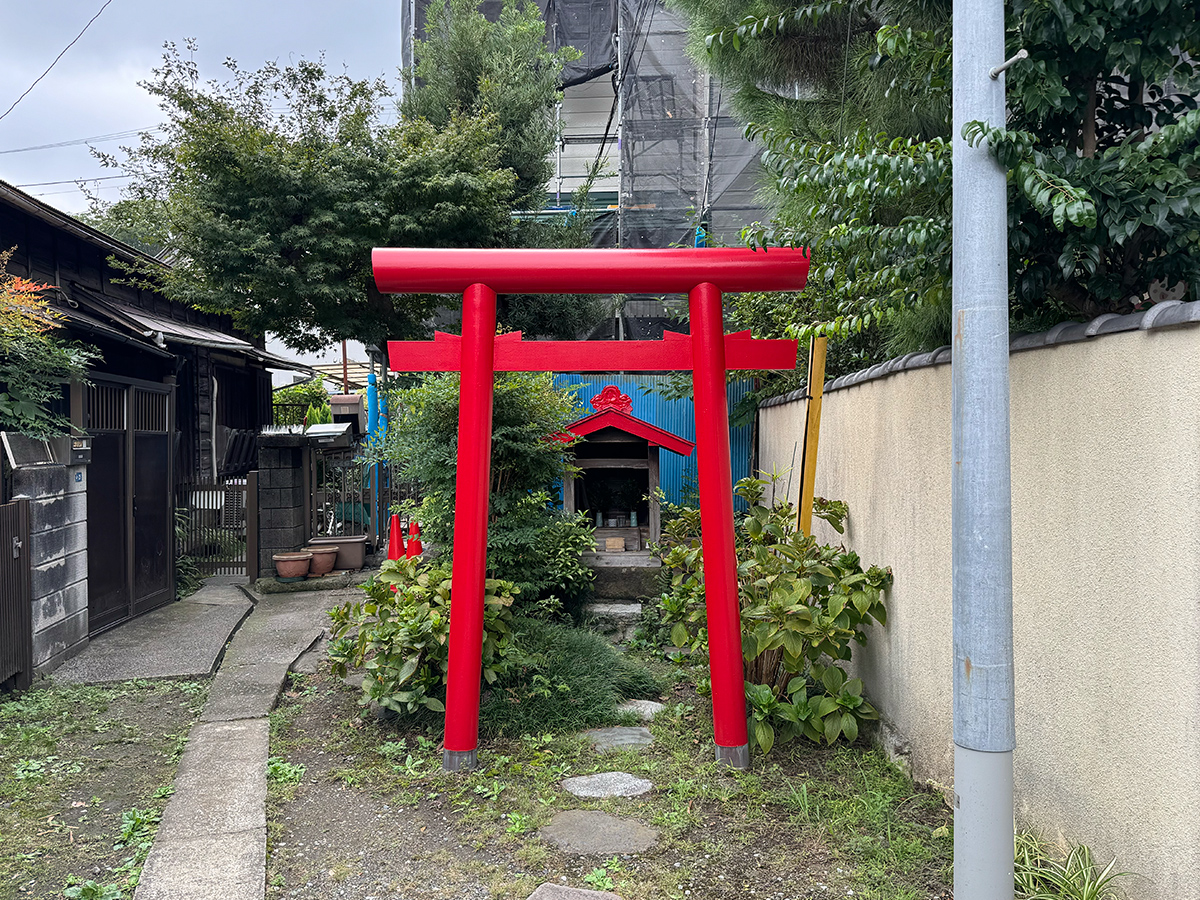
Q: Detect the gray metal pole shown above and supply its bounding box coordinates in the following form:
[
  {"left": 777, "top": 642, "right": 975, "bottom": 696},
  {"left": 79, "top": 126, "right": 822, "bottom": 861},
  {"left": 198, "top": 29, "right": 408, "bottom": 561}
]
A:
[{"left": 951, "top": 0, "right": 1016, "bottom": 897}]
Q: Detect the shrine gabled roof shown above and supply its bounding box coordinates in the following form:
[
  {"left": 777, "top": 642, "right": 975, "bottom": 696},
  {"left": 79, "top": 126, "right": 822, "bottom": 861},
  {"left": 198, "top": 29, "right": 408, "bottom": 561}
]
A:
[{"left": 564, "top": 408, "right": 695, "bottom": 457}]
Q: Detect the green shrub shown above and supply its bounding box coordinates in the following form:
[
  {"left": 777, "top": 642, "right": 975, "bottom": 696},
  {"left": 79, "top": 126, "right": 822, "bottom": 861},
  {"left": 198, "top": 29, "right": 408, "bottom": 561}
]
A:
[
  {"left": 479, "top": 618, "right": 660, "bottom": 736},
  {"left": 328, "top": 557, "right": 527, "bottom": 717},
  {"left": 651, "top": 475, "right": 892, "bottom": 753},
  {"left": 328, "top": 558, "right": 660, "bottom": 733},
  {"left": 379, "top": 372, "right": 595, "bottom": 613}
]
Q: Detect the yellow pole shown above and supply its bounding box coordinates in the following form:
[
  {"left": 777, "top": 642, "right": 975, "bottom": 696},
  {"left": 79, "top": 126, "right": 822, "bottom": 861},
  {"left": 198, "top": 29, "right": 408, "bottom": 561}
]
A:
[{"left": 797, "top": 335, "right": 827, "bottom": 537}]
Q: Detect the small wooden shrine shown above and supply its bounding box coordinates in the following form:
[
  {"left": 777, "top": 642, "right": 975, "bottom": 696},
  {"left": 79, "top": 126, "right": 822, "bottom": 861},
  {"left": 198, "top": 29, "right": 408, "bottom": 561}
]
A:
[{"left": 562, "top": 386, "right": 695, "bottom": 552}]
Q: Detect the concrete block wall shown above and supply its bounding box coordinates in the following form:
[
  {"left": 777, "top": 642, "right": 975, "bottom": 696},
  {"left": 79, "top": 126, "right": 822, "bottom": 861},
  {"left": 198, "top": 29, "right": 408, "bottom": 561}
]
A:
[
  {"left": 12, "top": 462, "right": 89, "bottom": 672},
  {"left": 256, "top": 435, "right": 307, "bottom": 578}
]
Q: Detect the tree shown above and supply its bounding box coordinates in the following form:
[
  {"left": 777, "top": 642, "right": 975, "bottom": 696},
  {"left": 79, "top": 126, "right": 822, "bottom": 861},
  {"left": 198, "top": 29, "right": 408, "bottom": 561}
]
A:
[
  {"left": 92, "top": 47, "right": 518, "bottom": 352},
  {"left": 0, "top": 249, "right": 99, "bottom": 438},
  {"left": 980, "top": 0, "right": 1200, "bottom": 322},
  {"left": 381, "top": 372, "right": 595, "bottom": 614},
  {"left": 671, "top": 0, "right": 954, "bottom": 361},
  {"left": 403, "top": 0, "right": 578, "bottom": 207},
  {"left": 401, "top": 0, "right": 609, "bottom": 339},
  {"left": 673, "top": 0, "right": 1200, "bottom": 355},
  {"left": 90, "top": 5, "right": 604, "bottom": 353}
]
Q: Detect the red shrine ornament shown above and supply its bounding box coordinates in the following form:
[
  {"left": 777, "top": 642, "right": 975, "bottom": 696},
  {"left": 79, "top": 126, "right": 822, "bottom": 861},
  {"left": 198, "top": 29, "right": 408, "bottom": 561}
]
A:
[{"left": 590, "top": 385, "right": 634, "bottom": 414}]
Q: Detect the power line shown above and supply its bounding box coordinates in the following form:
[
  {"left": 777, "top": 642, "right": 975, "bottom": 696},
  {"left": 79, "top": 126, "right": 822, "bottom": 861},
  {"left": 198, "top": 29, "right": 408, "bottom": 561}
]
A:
[
  {"left": 0, "top": 0, "right": 117, "bottom": 124},
  {"left": 30, "top": 184, "right": 125, "bottom": 198},
  {"left": 15, "top": 174, "right": 131, "bottom": 187},
  {"left": 0, "top": 127, "right": 162, "bottom": 155}
]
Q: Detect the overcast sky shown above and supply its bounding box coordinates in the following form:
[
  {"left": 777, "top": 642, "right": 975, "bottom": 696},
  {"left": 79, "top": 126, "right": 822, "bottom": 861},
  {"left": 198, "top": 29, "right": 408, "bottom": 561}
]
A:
[
  {"left": 0, "top": 0, "right": 403, "bottom": 215},
  {"left": 1, "top": 1, "right": 403, "bottom": 372}
]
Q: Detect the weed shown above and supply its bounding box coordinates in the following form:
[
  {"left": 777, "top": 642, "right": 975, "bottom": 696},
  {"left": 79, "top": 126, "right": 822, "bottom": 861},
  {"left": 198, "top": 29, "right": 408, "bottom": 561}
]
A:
[
  {"left": 115, "top": 807, "right": 159, "bottom": 849},
  {"left": 1014, "top": 832, "right": 1130, "bottom": 900},
  {"left": 11, "top": 755, "right": 82, "bottom": 780},
  {"left": 583, "top": 865, "right": 616, "bottom": 890},
  {"left": 62, "top": 880, "right": 123, "bottom": 900},
  {"left": 505, "top": 812, "right": 534, "bottom": 835},
  {"left": 266, "top": 757, "right": 306, "bottom": 785}
]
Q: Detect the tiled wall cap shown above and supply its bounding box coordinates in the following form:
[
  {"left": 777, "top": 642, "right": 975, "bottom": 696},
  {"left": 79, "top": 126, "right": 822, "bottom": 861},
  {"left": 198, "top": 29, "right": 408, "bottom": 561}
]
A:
[{"left": 758, "top": 300, "right": 1200, "bottom": 407}]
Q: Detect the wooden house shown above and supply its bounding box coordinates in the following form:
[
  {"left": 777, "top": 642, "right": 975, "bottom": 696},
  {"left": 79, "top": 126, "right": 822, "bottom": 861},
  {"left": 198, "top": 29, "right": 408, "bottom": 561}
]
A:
[{"left": 0, "top": 180, "right": 303, "bottom": 672}]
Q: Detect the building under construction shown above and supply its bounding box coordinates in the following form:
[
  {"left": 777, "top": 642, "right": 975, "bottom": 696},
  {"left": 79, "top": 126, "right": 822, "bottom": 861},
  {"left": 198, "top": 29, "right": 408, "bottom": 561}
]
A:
[{"left": 401, "top": 0, "right": 765, "bottom": 254}]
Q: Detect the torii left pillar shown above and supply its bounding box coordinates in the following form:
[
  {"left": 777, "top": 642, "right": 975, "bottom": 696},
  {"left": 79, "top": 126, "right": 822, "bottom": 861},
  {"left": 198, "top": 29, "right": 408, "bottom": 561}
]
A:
[{"left": 374, "top": 247, "right": 810, "bottom": 771}]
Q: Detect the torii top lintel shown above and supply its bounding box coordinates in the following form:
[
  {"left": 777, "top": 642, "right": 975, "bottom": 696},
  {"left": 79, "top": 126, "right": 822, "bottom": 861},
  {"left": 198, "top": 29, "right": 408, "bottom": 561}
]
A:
[
  {"left": 371, "top": 247, "right": 810, "bottom": 296},
  {"left": 375, "top": 247, "right": 809, "bottom": 374}
]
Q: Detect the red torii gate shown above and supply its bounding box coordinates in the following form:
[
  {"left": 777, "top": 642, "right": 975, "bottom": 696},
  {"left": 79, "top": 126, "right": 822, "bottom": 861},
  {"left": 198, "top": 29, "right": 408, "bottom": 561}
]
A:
[{"left": 374, "top": 247, "right": 809, "bottom": 771}]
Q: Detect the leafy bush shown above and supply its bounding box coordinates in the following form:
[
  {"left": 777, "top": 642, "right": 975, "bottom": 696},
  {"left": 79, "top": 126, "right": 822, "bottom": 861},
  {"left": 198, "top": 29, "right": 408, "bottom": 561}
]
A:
[
  {"left": 480, "top": 618, "right": 660, "bottom": 736},
  {"left": 651, "top": 475, "right": 892, "bottom": 753},
  {"left": 328, "top": 557, "right": 526, "bottom": 717},
  {"left": 0, "top": 248, "right": 99, "bottom": 438},
  {"left": 329, "top": 557, "right": 660, "bottom": 733},
  {"left": 380, "top": 372, "right": 595, "bottom": 614}
]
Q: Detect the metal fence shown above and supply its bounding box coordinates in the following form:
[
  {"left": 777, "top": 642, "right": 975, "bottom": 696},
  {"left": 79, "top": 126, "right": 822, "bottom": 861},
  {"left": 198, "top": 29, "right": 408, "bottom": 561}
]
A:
[
  {"left": 307, "top": 448, "right": 417, "bottom": 549},
  {"left": 175, "top": 473, "right": 259, "bottom": 577},
  {"left": 0, "top": 499, "right": 33, "bottom": 691}
]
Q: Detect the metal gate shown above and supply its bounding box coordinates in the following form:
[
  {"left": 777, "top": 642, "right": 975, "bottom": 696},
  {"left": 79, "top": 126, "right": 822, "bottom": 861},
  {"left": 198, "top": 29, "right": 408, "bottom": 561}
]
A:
[
  {"left": 86, "top": 378, "right": 176, "bottom": 633},
  {"left": 307, "top": 449, "right": 415, "bottom": 549},
  {"left": 176, "top": 473, "right": 259, "bottom": 577},
  {"left": 0, "top": 499, "right": 33, "bottom": 691}
]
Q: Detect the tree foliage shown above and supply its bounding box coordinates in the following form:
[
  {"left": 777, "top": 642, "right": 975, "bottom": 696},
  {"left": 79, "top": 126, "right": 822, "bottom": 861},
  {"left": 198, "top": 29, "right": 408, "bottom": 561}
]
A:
[
  {"left": 403, "top": 0, "right": 578, "bottom": 206},
  {"left": 672, "top": 0, "right": 1200, "bottom": 356},
  {"left": 92, "top": 47, "right": 516, "bottom": 352},
  {"left": 89, "top": 2, "right": 602, "bottom": 353},
  {"left": 381, "top": 372, "right": 595, "bottom": 612},
  {"left": 0, "top": 250, "right": 98, "bottom": 438}
]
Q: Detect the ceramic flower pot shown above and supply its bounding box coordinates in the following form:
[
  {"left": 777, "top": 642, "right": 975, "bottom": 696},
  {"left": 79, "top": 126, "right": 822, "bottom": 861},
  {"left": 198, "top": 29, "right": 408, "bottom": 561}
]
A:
[
  {"left": 273, "top": 551, "right": 313, "bottom": 579},
  {"left": 306, "top": 546, "right": 339, "bottom": 576}
]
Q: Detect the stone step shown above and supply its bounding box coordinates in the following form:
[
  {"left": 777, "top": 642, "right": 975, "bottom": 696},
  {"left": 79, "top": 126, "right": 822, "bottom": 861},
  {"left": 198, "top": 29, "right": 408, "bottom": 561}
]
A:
[
  {"left": 583, "top": 550, "right": 661, "bottom": 568},
  {"left": 583, "top": 601, "right": 642, "bottom": 642},
  {"left": 617, "top": 699, "right": 665, "bottom": 722},
  {"left": 584, "top": 725, "right": 654, "bottom": 753},
  {"left": 528, "top": 886, "right": 622, "bottom": 900},
  {"left": 540, "top": 810, "right": 659, "bottom": 855}
]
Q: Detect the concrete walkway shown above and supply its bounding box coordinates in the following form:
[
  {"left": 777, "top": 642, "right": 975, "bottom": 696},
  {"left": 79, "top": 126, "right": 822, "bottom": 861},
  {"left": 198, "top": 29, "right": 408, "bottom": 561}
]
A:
[
  {"left": 53, "top": 584, "right": 253, "bottom": 683},
  {"left": 133, "top": 587, "right": 344, "bottom": 900}
]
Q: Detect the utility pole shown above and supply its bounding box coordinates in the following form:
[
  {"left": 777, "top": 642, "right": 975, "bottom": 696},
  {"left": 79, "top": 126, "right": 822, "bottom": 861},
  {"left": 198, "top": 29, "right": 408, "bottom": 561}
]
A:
[{"left": 951, "top": 0, "right": 1016, "bottom": 897}]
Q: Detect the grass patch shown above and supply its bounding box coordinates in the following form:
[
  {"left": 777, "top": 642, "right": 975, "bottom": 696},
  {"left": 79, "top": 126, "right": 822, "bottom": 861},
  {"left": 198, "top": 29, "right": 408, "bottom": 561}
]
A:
[
  {"left": 265, "top": 652, "right": 953, "bottom": 900},
  {"left": 0, "top": 678, "right": 208, "bottom": 900},
  {"left": 478, "top": 619, "right": 660, "bottom": 737}
]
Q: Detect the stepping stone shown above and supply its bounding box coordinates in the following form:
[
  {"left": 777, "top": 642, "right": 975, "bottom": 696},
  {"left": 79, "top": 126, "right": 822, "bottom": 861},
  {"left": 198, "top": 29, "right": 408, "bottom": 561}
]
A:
[
  {"left": 539, "top": 810, "right": 659, "bottom": 855},
  {"left": 562, "top": 772, "right": 653, "bottom": 798},
  {"left": 584, "top": 726, "right": 653, "bottom": 753},
  {"left": 583, "top": 601, "right": 642, "bottom": 643},
  {"left": 617, "top": 699, "right": 665, "bottom": 722},
  {"left": 528, "top": 885, "right": 622, "bottom": 900}
]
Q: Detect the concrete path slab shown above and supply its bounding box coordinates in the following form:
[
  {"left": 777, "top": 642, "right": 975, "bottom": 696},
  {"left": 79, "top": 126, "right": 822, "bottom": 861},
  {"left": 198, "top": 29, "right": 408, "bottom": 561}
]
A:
[
  {"left": 52, "top": 587, "right": 252, "bottom": 683},
  {"left": 134, "top": 588, "right": 345, "bottom": 900},
  {"left": 200, "top": 661, "right": 303, "bottom": 723},
  {"left": 135, "top": 828, "right": 265, "bottom": 900},
  {"left": 158, "top": 719, "right": 268, "bottom": 836},
  {"left": 540, "top": 810, "right": 659, "bottom": 855}
]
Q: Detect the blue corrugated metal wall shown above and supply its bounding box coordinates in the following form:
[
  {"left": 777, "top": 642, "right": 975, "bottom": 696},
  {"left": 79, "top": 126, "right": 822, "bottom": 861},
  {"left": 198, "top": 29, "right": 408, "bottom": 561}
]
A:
[{"left": 553, "top": 374, "right": 754, "bottom": 508}]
